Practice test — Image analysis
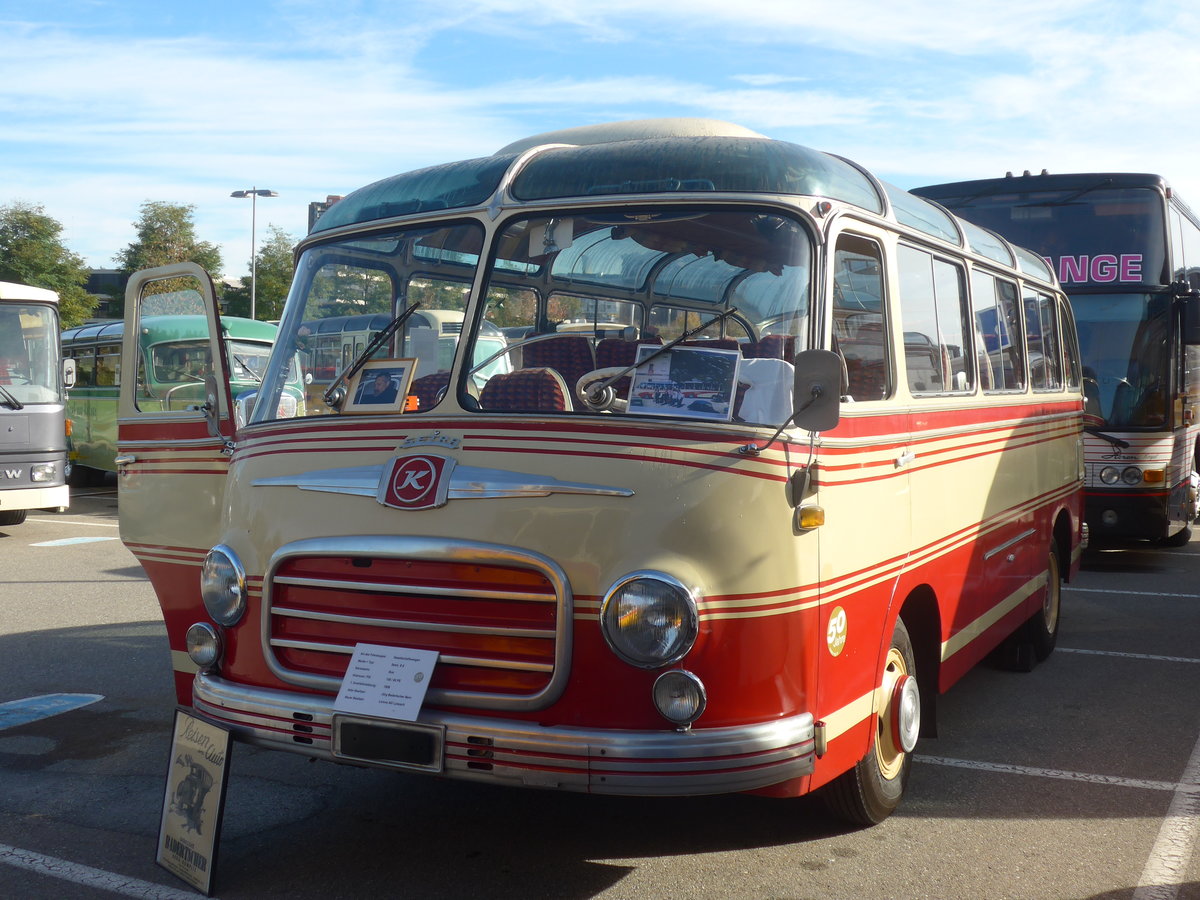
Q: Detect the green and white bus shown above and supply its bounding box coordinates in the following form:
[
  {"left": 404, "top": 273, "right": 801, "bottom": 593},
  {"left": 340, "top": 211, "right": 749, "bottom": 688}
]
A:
[{"left": 62, "top": 314, "right": 292, "bottom": 484}]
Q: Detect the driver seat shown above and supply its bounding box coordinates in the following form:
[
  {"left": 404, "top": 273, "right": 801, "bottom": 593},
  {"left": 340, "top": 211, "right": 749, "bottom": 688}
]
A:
[{"left": 480, "top": 368, "right": 572, "bottom": 412}]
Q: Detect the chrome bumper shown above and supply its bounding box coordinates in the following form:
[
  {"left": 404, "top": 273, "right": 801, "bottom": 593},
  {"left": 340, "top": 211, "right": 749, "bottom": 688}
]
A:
[{"left": 193, "top": 673, "right": 815, "bottom": 795}]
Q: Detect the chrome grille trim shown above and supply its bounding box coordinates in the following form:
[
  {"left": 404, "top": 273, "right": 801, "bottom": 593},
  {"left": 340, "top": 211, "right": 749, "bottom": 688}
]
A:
[
  {"left": 272, "top": 574, "right": 556, "bottom": 603},
  {"left": 269, "top": 638, "right": 555, "bottom": 672},
  {"left": 271, "top": 604, "right": 557, "bottom": 639},
  {"left": 262, "top": 535, "right": 572, "bottom": 711}
]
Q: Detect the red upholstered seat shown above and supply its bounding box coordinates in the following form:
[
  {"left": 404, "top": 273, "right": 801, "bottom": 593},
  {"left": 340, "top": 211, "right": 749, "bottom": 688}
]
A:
[
  {"left": 522, "top": 335, "right": 595, "bottom": 392},
  {"left": 409, "top": 372, "right": 451, "bottom": 411},
  {"left": 479, "top": 368, "right": 571, "bottom": 412}
]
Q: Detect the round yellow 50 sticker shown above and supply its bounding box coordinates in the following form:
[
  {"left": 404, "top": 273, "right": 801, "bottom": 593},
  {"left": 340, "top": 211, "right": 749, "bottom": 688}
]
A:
[{"left": 827, "top": 606, "right": 847, "bottom": 656}]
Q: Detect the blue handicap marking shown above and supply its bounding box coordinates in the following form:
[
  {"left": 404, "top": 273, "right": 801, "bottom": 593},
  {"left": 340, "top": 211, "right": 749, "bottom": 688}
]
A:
[
  {"left": 0, "top": 693, "right": 104, "bottom": 730},
  {"left": 31, "top": 537, "right": 119, "bottom": 547}
]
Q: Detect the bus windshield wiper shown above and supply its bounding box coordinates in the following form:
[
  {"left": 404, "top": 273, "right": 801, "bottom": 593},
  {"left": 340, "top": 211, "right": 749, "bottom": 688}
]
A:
[
  {"left": 580, "top": 308, "right": 741, "bottom": 406},
  {"left": 0, "top": 383, "right": 23, "bottom": 410},
  {"left": 323, "top": 301, "right": 422, "bottom": 406},
  {"left": 231, "top": 354, "right": 262, "bottom": 383},
  {"left": 1085, "top": 425, "right": 1129, "bottom": 448}
]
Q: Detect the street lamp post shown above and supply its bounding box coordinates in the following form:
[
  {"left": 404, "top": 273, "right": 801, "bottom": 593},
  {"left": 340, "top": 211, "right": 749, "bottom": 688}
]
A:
[{"left": 230, "top": 187, "right": 279, "bottom": 321}]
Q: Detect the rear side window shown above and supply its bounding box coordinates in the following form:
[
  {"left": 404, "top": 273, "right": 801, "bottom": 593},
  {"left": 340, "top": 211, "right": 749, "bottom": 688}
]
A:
[
  {"left": 971, "top": 271, "right": 1026, "bottom": 393},
  {"left": 897, "top": 245, "right": 972, "bottom": 394}
]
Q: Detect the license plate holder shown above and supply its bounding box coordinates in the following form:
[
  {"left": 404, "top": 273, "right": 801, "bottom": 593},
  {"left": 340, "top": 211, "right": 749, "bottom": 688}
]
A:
[{"left": 332, "top": 715, "right": 445, "bottom": 773}]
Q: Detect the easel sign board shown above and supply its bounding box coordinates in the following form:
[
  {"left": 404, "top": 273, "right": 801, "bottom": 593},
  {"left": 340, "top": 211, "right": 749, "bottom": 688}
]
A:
[{"left": 156, "top": 709, "right": 232, "bottom": 895}]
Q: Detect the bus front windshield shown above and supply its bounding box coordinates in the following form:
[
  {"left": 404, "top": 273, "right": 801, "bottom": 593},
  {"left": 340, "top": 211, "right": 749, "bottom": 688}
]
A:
[
  {"left": 253, "top": 208, "right": 812, "bottom": 427},
  {"left": 1075, "top": 292, "right": 1171, "bottom": 428},
  {"left": 0, "top": 304, "right": 62, "bottom": 405}
]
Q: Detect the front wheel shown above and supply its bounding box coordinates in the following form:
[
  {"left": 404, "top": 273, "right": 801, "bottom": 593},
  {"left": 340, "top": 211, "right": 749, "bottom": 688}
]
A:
[
  {"left": 0, "top": 508, "right": 28, "bottom": 526},
  {"left": 822, "top": 617, "right": 920, "bottom": 826}
]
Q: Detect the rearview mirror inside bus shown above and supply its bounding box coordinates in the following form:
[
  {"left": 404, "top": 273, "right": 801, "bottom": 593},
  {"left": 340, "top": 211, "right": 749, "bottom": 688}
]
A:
[{"left": 791, "top": 349, "right": 843, "bottom": 433}]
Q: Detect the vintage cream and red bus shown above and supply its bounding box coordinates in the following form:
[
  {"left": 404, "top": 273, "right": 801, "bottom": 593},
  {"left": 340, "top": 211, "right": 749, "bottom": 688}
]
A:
[
  {"left": 916, "top": 173, "right": 1200, "bottom": 546},
  {"left": 117, "top": 119, "right": 1085, "bottom": 824}
]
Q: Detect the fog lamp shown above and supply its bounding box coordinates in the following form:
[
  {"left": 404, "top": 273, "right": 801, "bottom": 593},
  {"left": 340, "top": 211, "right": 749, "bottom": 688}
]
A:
[
  {"left": 186, "top": 622, "right": 222, "bottom": 669},
  {"left": 653, "top": 670, "right": 706, "bottom": 728},
  {"left": 201, "top": 544, "right": 247, "bottom": 625},
  {"left": 30, "top": 463, "right": 56, "bottom": 482},
  {"left": 1101, "top": 509, "right": 1119, "bottom": 526}
]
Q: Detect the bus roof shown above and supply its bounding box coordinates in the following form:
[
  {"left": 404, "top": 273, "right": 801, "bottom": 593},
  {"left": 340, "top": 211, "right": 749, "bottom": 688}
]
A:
[
  {"left": 306, "top": 119, "right": 1058, "bottom": 287},
  {"left": 914, "top": 172, "right": 1172, "bottom": 201},
  {"left": 63, "top": 314, "right": 277, "bottom": 345},
  {"left": 0, "top": 281, "right": 59, "bottom": 304}
]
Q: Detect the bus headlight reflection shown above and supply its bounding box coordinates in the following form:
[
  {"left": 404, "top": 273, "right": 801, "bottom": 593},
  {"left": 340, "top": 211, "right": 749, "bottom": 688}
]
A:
[
  {"left": 201, "top": 544, "right": 247, "bottom": 626},
  {"left": 600, "top": 572, "right": 699, "bottom": 668}
]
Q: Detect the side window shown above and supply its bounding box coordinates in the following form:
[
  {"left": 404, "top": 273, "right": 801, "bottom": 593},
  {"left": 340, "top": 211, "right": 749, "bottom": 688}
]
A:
[
  {"left": 832, "top": 235, "right": 888, "bottom": 401},
  {"left": 897, "top": 245, "right": 972, "bottom": 394},
  {"left": 96, "top": 344, "right": 121, "bottom": 387},
  {"left": 971, "top": 271, "right": 1026, "bottom": 392},
  {"left": 73, "top": 347, "right": 96, "bottom": 387},
  {"left": 1060, "top": 296, "right": 1082, "bottom": 391},
  {"left": 1026, "top": 289, "right": 1063, "bottom": 390}
]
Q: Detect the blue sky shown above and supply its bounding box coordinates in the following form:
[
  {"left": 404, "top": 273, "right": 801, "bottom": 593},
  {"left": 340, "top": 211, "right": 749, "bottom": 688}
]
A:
[{"left": 3, "top": 0, "right": 1199, "bottom": 276}]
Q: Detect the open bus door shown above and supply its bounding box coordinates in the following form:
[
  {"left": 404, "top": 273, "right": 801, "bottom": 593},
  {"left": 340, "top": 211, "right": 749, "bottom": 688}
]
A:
[{"left": 116, "top": 263, "right": 234, "bottom": 701}]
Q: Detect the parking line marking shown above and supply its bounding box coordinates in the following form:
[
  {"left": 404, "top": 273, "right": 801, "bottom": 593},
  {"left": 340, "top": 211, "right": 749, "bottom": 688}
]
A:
[
  {"left": 30, "top": 536, "right": 119, "bottom": 547},
  {"left": 0, "top": 842, "right": 200, "bottom": 900},
  {"left": 28, "top": 518, "right": 119, "bottom": 527},
  {"left": 1065, "top": 587, "right": 1200, "bottom": 599},
  {"left": 1132, "top": 732, "right": 1200, "bottom": 900},
  {"left": 0, "top": 693, "right": 104, "bottom": 731},
  {"left": 920, "top": 756, "right": 1179, "bottom": 793},
  {"left": 1059, "top": 647, "right": 1200, "bottom": 665}
]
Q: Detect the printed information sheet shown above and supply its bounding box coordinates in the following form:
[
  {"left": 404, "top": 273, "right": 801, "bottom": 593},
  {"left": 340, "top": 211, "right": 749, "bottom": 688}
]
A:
[{"left": 332, "top": 644, "right": 439, "bottom": 721}]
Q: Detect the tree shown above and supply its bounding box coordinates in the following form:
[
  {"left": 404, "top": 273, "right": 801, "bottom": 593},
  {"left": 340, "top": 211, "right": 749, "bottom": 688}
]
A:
[
  {"left": 112, "top": 201, "right": 223, "bottom": 317},
  {"left": 0, "top": 202, "right": 96, "bottom": 328},
  {"left": 222, "top": 225, "right": 295, "bottom": 321}
]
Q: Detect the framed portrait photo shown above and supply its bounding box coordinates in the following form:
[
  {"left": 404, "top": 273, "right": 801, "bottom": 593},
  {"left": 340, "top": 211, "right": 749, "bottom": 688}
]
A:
[{"left": 344, "top": 358, "right": 416, "bottom": 414}]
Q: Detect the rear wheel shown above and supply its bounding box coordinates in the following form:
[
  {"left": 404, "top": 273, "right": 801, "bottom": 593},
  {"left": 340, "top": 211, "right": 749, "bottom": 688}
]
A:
[
  {"left": 1027, "top": 544, "right": 1062, "bottom": 662},
  {"left": 822, "top": 617, "right": 920, "bottom": 826}
]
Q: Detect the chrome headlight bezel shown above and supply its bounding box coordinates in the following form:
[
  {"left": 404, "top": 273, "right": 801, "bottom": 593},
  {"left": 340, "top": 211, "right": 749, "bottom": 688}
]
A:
[
  {"left": 600, "top": 571, "right": 700, "bottom": 669},
  {"left": 653, "top": 669, "right": 707, "bottom": 728},
  {"left": 1099, "top": 466, "right": 1120, "bottom": 485},
  {"left": 1121, "top": 466, "right": 1143, "bottom": 485},
  {"left": 186, "top": 621, "right": 222, "bottom": 670},
  {"left": 201, "top": 544, "right": 247, "bottom": 626}
]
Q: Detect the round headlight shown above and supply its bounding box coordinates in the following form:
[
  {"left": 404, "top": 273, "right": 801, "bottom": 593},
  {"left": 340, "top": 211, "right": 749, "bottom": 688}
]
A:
[
  {"left": 600, "top": 572, "right": 699, "bottom": 668},
  {"left": 186, "top": 622, "right": 222, "bottom": 669},
  {"left": 1099, "top": 466, "right": 1120, "bottom": 485},
  {"left": 201, "top": 545, "right": 247, "bottom": 626},
  {"left": 1122, "top": 466, "right": 1143, "bottom": 485},
  {"left": 653, "top": 670, "right": 707, "bottom": 728}
]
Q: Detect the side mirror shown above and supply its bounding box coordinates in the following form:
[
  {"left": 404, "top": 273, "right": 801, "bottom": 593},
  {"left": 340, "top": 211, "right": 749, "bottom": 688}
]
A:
[
  {"left": 1182, "top": 290, "right": 1200, "bottom": 346},
  {"left": 62, "top": 357, "right": 76, "bottom": 390},
  {"left": 791, "top": 349, "right": 843, "bottom": 433}
]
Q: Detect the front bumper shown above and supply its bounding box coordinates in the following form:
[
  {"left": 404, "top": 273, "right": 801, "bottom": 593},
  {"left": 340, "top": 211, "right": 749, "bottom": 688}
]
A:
[{"left": 193, "top": 672, "right": 815, "bottom": 796}]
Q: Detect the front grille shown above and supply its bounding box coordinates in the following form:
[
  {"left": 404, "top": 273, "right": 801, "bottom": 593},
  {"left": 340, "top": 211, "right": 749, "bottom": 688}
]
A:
[{"left": 262, "top": 538, "right": 572, "bottom": 711}]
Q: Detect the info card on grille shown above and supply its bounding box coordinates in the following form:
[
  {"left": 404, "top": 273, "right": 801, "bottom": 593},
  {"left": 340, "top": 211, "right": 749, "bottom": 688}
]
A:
[{"left": 333, "top": 644, "right": 439, "bottom": 721}]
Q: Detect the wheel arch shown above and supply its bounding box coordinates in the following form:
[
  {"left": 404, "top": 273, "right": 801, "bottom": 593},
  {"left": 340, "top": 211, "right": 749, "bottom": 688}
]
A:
[{"left": 896, "top": 585, "right": 940, "bottom": 739}]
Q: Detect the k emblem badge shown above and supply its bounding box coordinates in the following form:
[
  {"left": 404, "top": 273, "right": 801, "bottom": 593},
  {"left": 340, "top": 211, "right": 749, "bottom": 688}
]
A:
[{"left": 377, "top": 454, "right": 455, "bottom": 510}]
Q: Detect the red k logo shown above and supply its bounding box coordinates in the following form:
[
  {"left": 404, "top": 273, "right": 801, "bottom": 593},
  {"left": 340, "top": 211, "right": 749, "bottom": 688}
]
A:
[{"left": 377, "top": 454, "right": 455, "bottom": 510}]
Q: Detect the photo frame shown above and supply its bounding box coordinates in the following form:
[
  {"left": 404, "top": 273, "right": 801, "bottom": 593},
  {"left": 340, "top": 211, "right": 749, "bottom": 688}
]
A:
[
  {"left": 343, "top": 358, "right": 416, "bottom": 414},
  {"left": 627, "top": 344, "right": 740, "bottom": 422},
  {"left": 156, "top": 709, "right": 232, "bottom": 895}
]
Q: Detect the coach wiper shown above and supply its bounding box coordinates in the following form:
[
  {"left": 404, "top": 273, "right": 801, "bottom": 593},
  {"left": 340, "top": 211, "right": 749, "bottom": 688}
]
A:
[
  {"left": 0, "top": 383, "right": 22, "bottom": 410},
  {"left": 323, "top": 301, "right": 422, "bottom": 410},
  {"left": 1084, "top": 425, "right": 1129, "bottom": 449}
]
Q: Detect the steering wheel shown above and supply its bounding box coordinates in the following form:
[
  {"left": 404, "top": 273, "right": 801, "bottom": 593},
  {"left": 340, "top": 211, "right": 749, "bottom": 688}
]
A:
[{"left": 575, "top": 367, "right": 629, "bottom": 412}]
